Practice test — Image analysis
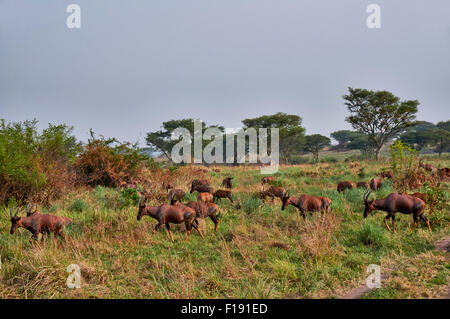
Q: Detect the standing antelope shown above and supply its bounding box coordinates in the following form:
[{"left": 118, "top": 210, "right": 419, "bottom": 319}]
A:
[
  {"left": 167, "top": 189, "right": 186, "bottom": 205},
  {"left": 281, "top": 193, "right": 332, "bottom": 219},
  {"left": 337, "top": 181, "right": 354, "bottom": 192},
  {"left": 137, "top": 197, "right": 204, "bottom": 242},
  {"left": 190, "top": 179, "right": 210, "bottom": 193},
  {"left": 419, "top": 159, "right": 434, "bottom": 172},
  {"left": 363, "top": 190, "right": 431, "bottom": 232},
  {"left": 221, "top": 177, "right": 233, "bottom": 189},
  {"left": 9, "top": 207, "right": 72, "bottom": 242},
  {"left": 197, "top": 192, "right": 213, "bottom": 203},
  {"left": 369, "top": 178, "right": 383, "bottom": 191},
  {"left": 213, "top": 190, "right": 234, "bottom": 203},
  {"left": 260, "top": 186, "right": 287, "bottom": 202},
  {"left": 261, "top": 176, "right": 274, "bottom": 185},
  {"left": 186, "top": 201, "right": 221, "bottom": 231}
]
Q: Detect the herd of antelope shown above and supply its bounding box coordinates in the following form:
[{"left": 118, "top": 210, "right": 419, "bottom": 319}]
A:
[{"left": 7, "top": 159, "right": 449, "bottom": 243}]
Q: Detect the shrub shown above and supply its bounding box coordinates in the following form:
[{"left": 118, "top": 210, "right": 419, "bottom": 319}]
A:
[
  {"left": 73, "top": 131, "right": 148, "bottom": 187},
  {"left": 0, "top": 119, "right": 80, "bottom": 205},
  {"left": 241, "top": 196, "right": 261, "bottom": 214},
  {"left": 357, "top": 223, "right": 386, "bottom": 248},
  {"left": 70, "top": 198, "right": 89, "bottom": 212}
]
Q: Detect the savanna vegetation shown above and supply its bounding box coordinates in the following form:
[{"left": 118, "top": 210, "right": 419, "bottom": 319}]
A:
[{"left": 0, "top": 88, "right": 449, "bottom": 299}]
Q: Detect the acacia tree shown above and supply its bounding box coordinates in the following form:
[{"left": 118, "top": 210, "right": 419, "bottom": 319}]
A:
[
  {"left": 304, "top": 134, "right": 331, "bottom": 163},
  {"left": 146, "top": 119, "right": 223, "bottom": 161},
  {"left": 242, "top": 112, "right": 305, "bottom": 164},
  {"left": 344, "top": 87, "right": 419, "bottom": 160}
]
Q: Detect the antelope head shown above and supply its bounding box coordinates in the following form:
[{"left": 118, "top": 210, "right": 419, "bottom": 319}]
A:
[
  {"left": 363, "top": 190, "right": 375, "bottom": 218},
  {"left": 9, "top": 207, "right": 21, "bottom": 234}
]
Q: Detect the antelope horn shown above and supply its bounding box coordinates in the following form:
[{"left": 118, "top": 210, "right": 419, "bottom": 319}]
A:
[
  {"left": 9, "top": 207, "right": 14, "bottom": 218},
  {"left": 138, "top": 196, "right": 144, "bottom": 207},
  {"left": 26, "top": 204, "right": 31, "bottom": 215},
  {"left": 14, "top": 207, "right": 20, "bottom": 218}
]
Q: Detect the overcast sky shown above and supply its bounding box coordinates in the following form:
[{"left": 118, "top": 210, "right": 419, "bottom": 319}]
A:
[{"left": 1, "top": 0, "right": 449, "bottom": 145}]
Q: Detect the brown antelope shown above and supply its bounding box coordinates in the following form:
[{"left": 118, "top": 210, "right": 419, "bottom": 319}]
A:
[
  {"left": 356, "top": 181, "right": 369, "bottom": 189},
  {"left": 379, "top": 171, "right": 393, "bottom": 179},
  {"left": 221, "top": 177, "right": 233, "bottom": 189},
  {"left": 197, "top": 192, "right": 213, "bottom": 203},
  {"left": 370, "top": 178, "right": 383, "bottom": 191},
  {"left": 213, "top": 190, "right": 234, "bottom": 203},
  {"left": 419, "top": 159, "right": 434, "bottom": 172},
  {"left": 137, "top": 198, "right": 204, "bottom": 242},
  {"left": 438, "top": 167, "right": 450, "bottom": 178},
  {"left": 260, "top": 186, "right": 287, "bottom": 202},
  {"left": 281, "top": 194, "right": 332, "bottom": 219},
  {"left": 337, "top": 181, "right": 353, "bottom": 192},
  {"left": 190, "top": 179, "right": 210, "bottom": 193},
  {"left": 167, "top": 189, "right": 186, "bottom": 205},
  {"left": 9, "top": 207, "right": 72, "bottom": 242},
  {"left": 186, "top": 201, "right": 221, "bottom": 231},
  {"left": 363, "top": 190, "right": 431, "bottom": 232},
  {"left": 261, "top": 176, "right": 274, "bottom": 185}
]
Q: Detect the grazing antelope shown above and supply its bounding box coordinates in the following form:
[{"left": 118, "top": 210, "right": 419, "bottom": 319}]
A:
[
  {"left": 190, "top": 179, "right": 210, "bottom": 193},
  {"left": 356, "top": 182, "right": 368, "bottom": 189},
  {"left": 167, "top": 189, "right": 186, "bottom": 205},
  {"left": 369, "top": 178, "right": 383, "bottom": 191},
  {"left": 363, "top": 190, "right": 431, "bottom": 232},
  {"left": 197, "top": 192, "right": 213, "bottom": 203},
  {"left": 221, "top": 177, "right": 233, "bottom": 189},
  {"left": 213, "top": 190, "right": 234, "bottom": 203},
  {"left": 186, "top": 201, "right": 221, "bottom": 231},
  {"left": 337, "top": 181, "right": 353, "bottom": 192},
  {"left": 260, "top": 186, "right": 288, "bottom": 202},
  {"left": 9, "top": 207, "right": 72, "bottom": 242},
  {"left": 281, "top": 194, "right": 332, "bottom": 219},
  {"left": 419, "top": 159, "right": 434, "bottom": 172},
  {"left": 261, "top": 176, "right": 274, "bottom": 185},
  {"left": 191, "top": 184, "right": 214, "bottom": 194},
  {"left": 137, "top": 198, "right": 204, "bottom": 242}
]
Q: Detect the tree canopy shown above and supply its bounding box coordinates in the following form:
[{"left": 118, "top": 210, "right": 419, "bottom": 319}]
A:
[
  {"left": 242, "top": 112, "right": 305, "bottom": 164},
  {"left": 344, "top": 87, "right": 419, "bottom": 160},
  {"left": 304, "top": 134, "right": 331, "bottom": 163}
]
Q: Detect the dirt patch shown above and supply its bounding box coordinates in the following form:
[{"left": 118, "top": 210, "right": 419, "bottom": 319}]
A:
[{"left": 341, "top": 235, "right": 450, "bottom": 299}]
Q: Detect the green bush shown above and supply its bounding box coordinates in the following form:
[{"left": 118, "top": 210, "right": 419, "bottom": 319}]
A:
[
  {"left": 357, "top": 223, "right": 387, "bottom": 248},
  {"left": 70, "top": 198, "right": 89, "bottom": 212}
]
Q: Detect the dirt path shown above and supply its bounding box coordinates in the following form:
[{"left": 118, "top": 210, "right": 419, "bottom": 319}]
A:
[{"left": 341, "top": 235, "right": 450, "bottom": 299}]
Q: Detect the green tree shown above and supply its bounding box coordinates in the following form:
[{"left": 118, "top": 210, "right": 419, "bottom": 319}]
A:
[
  {"left": 437, "top": 120, "right": 450, "bottom": 132},
  {"left": 330, "top": 130, "right": 362, "bottom": 150},
  {"left": 242, "top": 112, "right": 305, "bottom": 164},
  {"left": 343, "top": 87, "right": 419, "bottom": 160},
  {"left": 427, "top": 128, "right": 450, "bottom": 156},
  {"left": 304, "top": 134, "right": 331, "bottom": 163},
  {"left": 146, "top": 119, "right": 223, "bottom": 161}
]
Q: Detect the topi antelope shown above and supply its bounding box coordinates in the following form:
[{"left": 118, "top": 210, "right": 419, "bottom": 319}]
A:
[
  {"left": 363, "top": 190, "right": 431, "bottom": 232},
  {"left": 9, "top": 207, "right": 72, "bottom": 242},
  {"left": 167, "top": 189, "right": 186, "bottom": 205},
  {"left": 213, "top": 190, "right": 234, "bottom": 203},
  {"left": 281, "top": 193, "right": 332, "bottom": 219},
  {"left": 221, "top": 177, "right": 233, "bottom": 189},
  {"left": 186, "top": 201, "right": 221, "bottom": 232},
  {"left": 137, "top": 197, "right": 204, "bottom": 242},
  {"left": 369, "top": 178, "right": 383, "bottom": 191},
  {"left": 337, "top": 181, "right": 354, "bottom": 192},
  {"left": 260, "top": 186, "right": 288, "bottom": 203}
]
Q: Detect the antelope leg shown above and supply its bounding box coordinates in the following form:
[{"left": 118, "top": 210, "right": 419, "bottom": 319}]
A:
[{"left": 383, "top": 217, "right": 392, "bottom": 232}]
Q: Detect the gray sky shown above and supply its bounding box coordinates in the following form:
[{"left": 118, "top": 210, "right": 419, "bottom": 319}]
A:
[{"left": 1, "top": 0, "right": 449, "bottom": 145}]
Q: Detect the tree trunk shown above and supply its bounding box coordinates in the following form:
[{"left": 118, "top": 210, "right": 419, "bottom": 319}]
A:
[{"left": 375, "top": 145, "right": 383, "bottom": 161}]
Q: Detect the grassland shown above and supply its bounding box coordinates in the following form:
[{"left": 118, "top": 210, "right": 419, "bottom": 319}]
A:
[{"left": 0, "top": 155, "right": 449, "bottom": 299}]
